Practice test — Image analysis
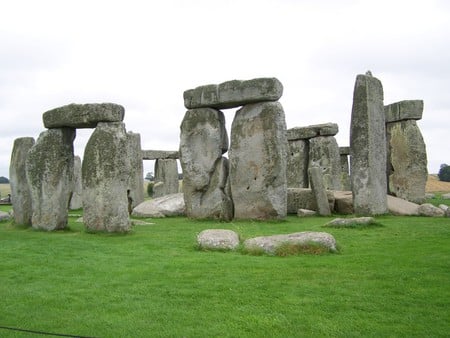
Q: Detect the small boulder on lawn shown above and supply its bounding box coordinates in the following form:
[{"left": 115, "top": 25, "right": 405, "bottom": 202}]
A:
[
  {"left": 243, "top": 232, "right": 337, "bottom": 254},
  {"left": 324, "top": 217, "right": 376, "bottom": 228},
  {"left": 132, "top": 193, "right": 185, "bottom": 218},
  {"left": 418, "top": 203, "right": 445, "bottom": 217},
  {"left": 297, "top": 209, "right": 316, "bottom": 217},
  {"left": 197, "top": 229, "right": 240, "bottom": 251},
  {"left": 0, "top": 211, "right": 11, "bottom": 222}
]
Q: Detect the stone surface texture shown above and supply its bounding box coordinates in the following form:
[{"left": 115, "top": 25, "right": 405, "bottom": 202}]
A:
[
  {"left": 69, "top": 155, "right": 83, "bottom": 210},
  {"left": 287, "top": 139, "right": 309, "bottom": 188},
  {"left": 385, "top": 100, "right": 423, "bottom": 123},
  {"left": 229, "top": 102, "right": 288, "bottom": 219},
  {"left": 180, "top": 108, "right": 233, "bottom": 220},
  {"left": 308, "top": 136, "right": 342, "bottom": 190},
  {"left": 184, "top": 77, "right": 283, "bottom": 110},
  {"left": 308, "top": 167, "right": 331, "bottom": 216},
  {"left": 287, "top": 188, "right": 335, "bottom": 214},
  {"left": 350, "top": 73, "right": 388, "bottom": 215},
  {"left": 418, "top": 203, "right": 445, "bottom": 217},
  {"left": 287, "top": 123, "right": 339, "bottom": 141},
  {"left": 142, "top": 150, "right": 179, "bottom": 160},
  {"left": 297, "top": 209, "right": 317, "bottom": 217},
  {"left": 324, "top": 217, "right": 375, "bottom": 227},
  {"left": 244, "top": 232, "right": 337, "bottom": 254},
  {"left": 9, "top": 137, "right": 35, "bottom": 225},
  {"left": 387, "top": 195, "right": 420, "bottom": 216},
  {"left": 43, "top": 103, "right": 124, "bottom": 129},
  {"left": 82, "top": 122, "right": 131, "bottom": 232},
  {"left": 153, "top": 159, "right": 179, "bottom": 198},
  {"left": 386, "top": 120, "right": 427, "bottom": 204},
  {"left": 197, "top": 229, "right": 240, "bottom": 250},
  {"left": 132, "top": 193, "right": 185, "bottom": 218},
  {"left": 126, "top": 132, "right": 145, "bottom": 210},
  {"left": 26, "top": 128, "right": 75, "bottom": 230},
  {"left": 333, "top": 190, "right": 354, "bottom": 214}
]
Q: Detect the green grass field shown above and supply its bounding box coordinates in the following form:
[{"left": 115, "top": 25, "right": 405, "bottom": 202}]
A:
[{"left": 0, "top": 207, "right": 449, "bottom": 337}]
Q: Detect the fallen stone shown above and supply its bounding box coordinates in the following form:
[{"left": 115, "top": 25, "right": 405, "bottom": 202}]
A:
[
  {"left": 0, "top": 211, "right": 10, "bottom": 221},
  {"left": 184, "top": 77, "right": 283, "bottom": 109},
  {"left": 287, "top": 123, "right": 339, "bottom": 141},
  {"left": 387, "top": 195, "right": 420, "bottom": 216},
  {"left": 384, "top": 100, "right": 423, "bottom": 123},
  {"left": 244, "top": 232, "right": 337, "bottom": 254},
  {"left": 297, "top": 209, "right": 316, "bottom": 217},
  {"left": 197, "top": 229, "right": 240, "bottom": 250},
  {"left": 131, "top": 220, "right": 155, "bottom": 226},
  {"left": 425, "top": 193, "right": 435, "bottom": 199},
  {"left": 350, "top": 73, "right": 387, "bottom": 215},
  {"left": 287, "top": 188, "right": 335, "bottom": 214},
  {"left": 132, "top": 193, "right": 185, "bottom": 218},
  {"left": 438, "top": 204, "right": 449, "bottom": 212},
  {"left": 43, "top": 103, "right": 125, "bottom": 129},
  {"left": 442, "top": 193, "right": 450, "bottom": 200},
  {"left": 141, "top": 150, "right": 179, "bottom": 160},
  {"left": 229, "top": 102, "right": 288, "bottom": 220},
  {"left": 333, "top": 191, "right": 354, "bottom": 214},
  {"left": 324, "top": 217, "right": 376, "bottom": 227},
  {"left": 9, "top": 137, "right": 35, "bottom": 225},
  {"left": 418, "top": 203, "right": 445, "bottom": 217}
]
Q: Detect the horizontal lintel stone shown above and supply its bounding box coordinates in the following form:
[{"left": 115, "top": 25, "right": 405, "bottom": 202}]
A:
[
  {"left": 43, "top": 103, "right": 125, "bottom": 129},
  {"left": 384, "top": 100, "right": 423, "bottom": 123},
  {"left": 183, "top": 77, "right": 283, "bottom": 109},
  {"left": 142, "top": 150, "right": 179, "bottom": 160},
  {"left": 339, "top": 146, "right": 350, "bottom": 155},
  {"left": 287, "top": 123, "right": 339, "bottom": 141}
]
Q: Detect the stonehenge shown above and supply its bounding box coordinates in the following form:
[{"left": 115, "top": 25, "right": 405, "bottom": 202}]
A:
[{"left": 8, "top": 72, "right": 432, "bottom": 230}]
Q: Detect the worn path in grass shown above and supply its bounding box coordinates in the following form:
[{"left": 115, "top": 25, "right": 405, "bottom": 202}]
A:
[{"left": 0, "top": 213, "right": 449, "bottom": 337}]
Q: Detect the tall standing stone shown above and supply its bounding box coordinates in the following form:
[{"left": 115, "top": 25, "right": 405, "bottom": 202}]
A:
[
  {"left": 308, "top": 136, "right": 341, "bottom": 190},
  {"left": 339, "top": 147, "right": 351, "bottom": 191},
  {"left": 69, "top": 155, "right": 83, "bottom": 210},
  {"left": 9, "top": 137, "right": 35, "bottom": 225},
  {"left": 350, "top": 73, "right": 387, "bottom": 215},
  {"left": 229, "top": 102, "right": 288, "bottom": 219},
  {"left": 179, "top": 108, "right": 233, "bottom": 220},
  {"left": 308, "top": 166, "right": 331, "bottom": 216},
  {"left": 153, "top": 159, "right": 179, "bottom": 198},
  {"left": 26, "top": 129, "right": 75, "bottom": 230},
  {"left": 287, "top": 139, "right": 309, "bottom": 188},
  {"left": 126, "top": 132, "right": 145, "bottom": 211},
  {"left": 82, "top": 122, "right": 130, "bottom": 232}
]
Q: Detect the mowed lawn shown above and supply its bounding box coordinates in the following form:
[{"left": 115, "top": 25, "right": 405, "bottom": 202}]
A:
[{"left": 0, "top": 207, "right": 449, "bottom": 338}]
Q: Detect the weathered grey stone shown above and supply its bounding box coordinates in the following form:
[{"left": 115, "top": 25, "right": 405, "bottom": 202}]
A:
[
  {"left": 9, "top": 137, "right": 35, "bottom": 225},
  {"left": 153, "top": 159, "right": 179, "bottom": 198},
  {"left": 385, "top": 100, "right": 423, "bottom": 123},
  {"left": 339, "top": 146, "right": 350, "bottom": 155},
  {"left": 82, "top": 122, "right": 131, "bottom": 232},
  {"left": 387, "top": 195, "right": 420, "bottom": 216},
  {"left": 244, "top": 232, "right": 337, "bottom": 254},
  {"left": 425, "top": 193, "right": 435, "bottom": 199},
  {"left": 26, "top": 128, "right": 75, "bottom": 230},
  {"left": 184, "top": 77, "right": 283, "bottom": 109},
  {"left": 142, "top": 150, "right": 179, "bottom": 160},
  {"left": 179, "top": 108, "right": 232, "bottom": 220},
  {"left": 438, "top": 204, "right": 448, "bottom": 212},
  {"left": 197, "top": 229, "right": 240, "bottom": 251},
  {"left": 287, "top": 123, "right": 339, "bottom": 141},
  {"left": 132, "top": 193, "right": 185, "bottom": 218},
  {"left": 308, "top": 167, "right": 331, "bottom": 216},
  {"left": 418, "top": 203, "right": 445, "bottom": 217},
  {"left": 446, "top": 208, "right": 450, "bottom": 218},
  {"left": 324, "top": 217, "right": 375, "bottom": 227},
  {"left": 229, "top": 102, "right": 288, "bottom": 219},
  {"left": 287, "top": 188, "right": 335, "bottom": 214},
  {"left": 309, "top": 136, "right": 342, "bottom": 190},
  {"left": 333, "top": 191, "right": 353, "bottom": 215},
  {"left": 339, "top": 153, "right": 351, "bottom": 191},
  {"left": 126, "top": 132, "right": 145, "bottom": 211},
  {"left": 350, "top": 73, "right": 388, "bottom": 215},
  {"left": 43, "top": 103, "right": 125, "bottom": 129},
  {"left": 386, "top": 120, "right": 427, "bottom": 204},
  {"left": 69, "top": 155, "right": 82, "bottom": 210},
  {"left": 441, "top": 193, "right": 450, "bottom": 200},
  {"left": 287, "top": 139, "right": 309, "bottom": 188},
  {"left": 0, "top": 211, "right": 10, "bottom": 222},
  {"left": 297, "top": 209, "right": 316, "bottom": 217}
]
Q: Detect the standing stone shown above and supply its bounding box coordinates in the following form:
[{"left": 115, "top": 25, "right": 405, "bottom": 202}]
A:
[
  {"left": 126, "top": 132, "right": 145, "bottom": 211},
  {"left": 179, "top": 108, "right": 233, "bottom": 220},
  {"left": 308, "top": 136, "right": 341, "bottom": 190},
  {"left": 153, "top": 159, "right": 179, "bottom": 198},
  {"left": 26, "top": 129, "right": 75, "bottom": 230},
  {"left": 82, "top": 122, "right": 130, "bottom": 232},
  {"left": 350, "top": 73, "right": 388, "bottom": 215},
  {"left": 386, "top": 120, "right": 427, "bottom": 204},
  {"left": 308, "top": 166, "right": 331, "bottom": 216},
  {"left": 69, "top": 155, "right": 83, "bottom": 210},
  {"left": 9, "top": 137, "right": 35, "bottom": 225},
  {"left": 229, "top": 102, "right": 288, "bottom": 219},
  {"left": 287, "top": 139, "right": 309, "bottom": 188},
  {"left": 339, "top": 147, "right": 351, "bottom": 191}
]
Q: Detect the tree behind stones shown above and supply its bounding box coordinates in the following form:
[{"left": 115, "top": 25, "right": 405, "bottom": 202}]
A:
[
  {"left": 438, "top": 164, "right": 450, "bottom": 182},
  {"left": 0, "top": 176, "right": 9, "bottom": 184}
]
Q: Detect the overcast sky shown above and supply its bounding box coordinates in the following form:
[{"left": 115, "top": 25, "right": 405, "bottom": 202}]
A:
[{"left": 1, "top": 0, "right": 449, "bottom": 178}]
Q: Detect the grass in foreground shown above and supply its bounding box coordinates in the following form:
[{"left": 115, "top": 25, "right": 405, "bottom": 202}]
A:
[{"left": 0, "top": 211, "right": 449, "bottom": 337}]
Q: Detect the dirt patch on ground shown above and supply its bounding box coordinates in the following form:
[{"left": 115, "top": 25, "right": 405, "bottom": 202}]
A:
[{"left": 426, "top": 175, "right": 450, "bottom": 193}]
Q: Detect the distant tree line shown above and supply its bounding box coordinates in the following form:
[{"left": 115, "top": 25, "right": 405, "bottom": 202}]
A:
[
  {"left": 0, "top": 176, "right": 9, "bottom": 184},
  {"left": 438, "top": 164, "right": 450, "bottom": 182}
]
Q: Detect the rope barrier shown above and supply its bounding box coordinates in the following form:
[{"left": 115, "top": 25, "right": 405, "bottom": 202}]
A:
[{"left": 0, "top": 325, "right": 97, "bottom": 338}]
